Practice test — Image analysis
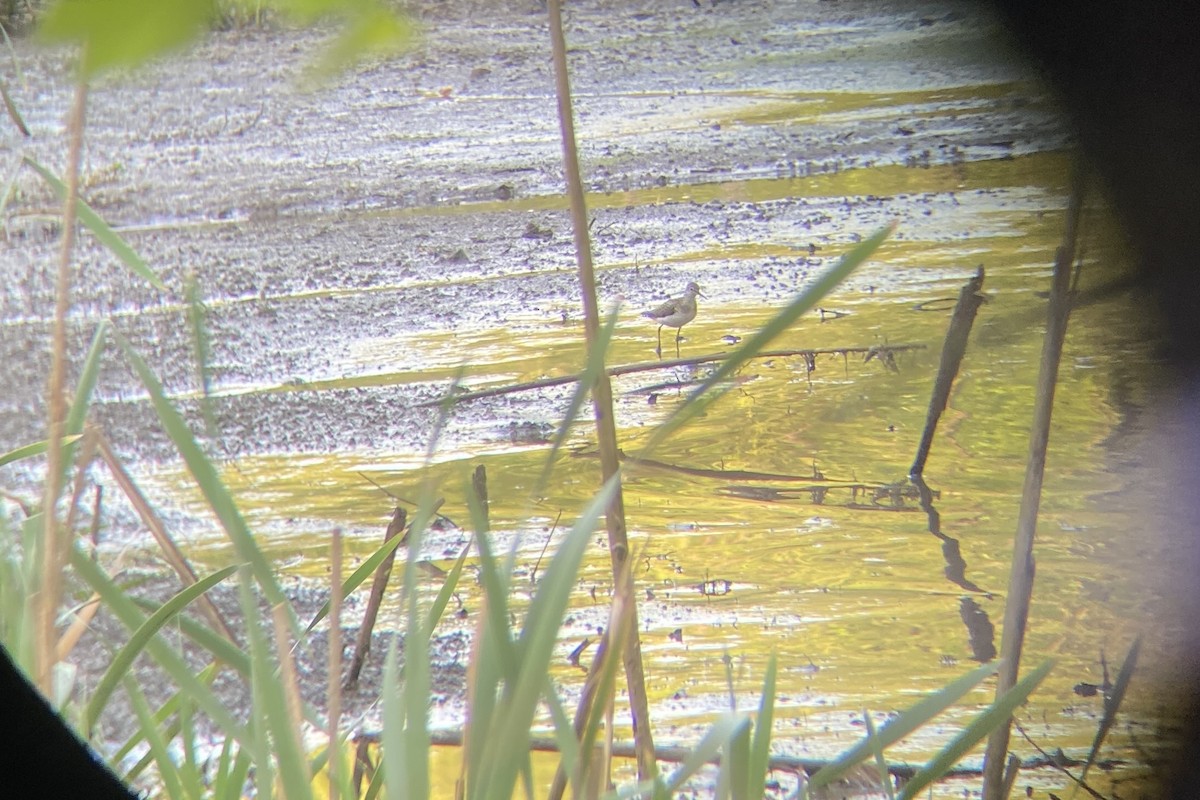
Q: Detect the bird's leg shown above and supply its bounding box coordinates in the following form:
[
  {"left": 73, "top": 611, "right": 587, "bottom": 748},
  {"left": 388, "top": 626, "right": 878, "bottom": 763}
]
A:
[
  {"left": 675, "top": 326, "right": 682, "bottom": 358},
  {"left": 656, "top": 325, "right": 663, "bottom": 358}
]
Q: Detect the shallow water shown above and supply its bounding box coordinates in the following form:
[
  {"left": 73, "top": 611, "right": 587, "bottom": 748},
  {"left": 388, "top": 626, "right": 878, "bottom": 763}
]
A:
[{"left": 146, "top": 153, "right": 1172, "bottom": 794}]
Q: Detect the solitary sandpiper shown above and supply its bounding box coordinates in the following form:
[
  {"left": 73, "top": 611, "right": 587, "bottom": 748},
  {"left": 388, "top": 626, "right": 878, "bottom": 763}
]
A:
[{"left": 642, "top": 281, "right": 703, "bottom": 358}]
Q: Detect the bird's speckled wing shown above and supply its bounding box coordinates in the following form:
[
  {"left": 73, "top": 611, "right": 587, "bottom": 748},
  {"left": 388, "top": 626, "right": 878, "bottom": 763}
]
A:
[{"left": 643, "top": 297, "right": 681, "bottom": 319}]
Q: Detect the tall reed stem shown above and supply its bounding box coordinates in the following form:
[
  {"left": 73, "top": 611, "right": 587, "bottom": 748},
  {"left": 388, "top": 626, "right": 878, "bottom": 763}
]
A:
[
  {"left": 980, "top": 165, "right": 1084, "bottom": 796},
  {"left": 545, "top": 0, "right": 657, "bottom": 780},
  {"left": 37, "top": 76, "right": 88, "bottom": 694}
]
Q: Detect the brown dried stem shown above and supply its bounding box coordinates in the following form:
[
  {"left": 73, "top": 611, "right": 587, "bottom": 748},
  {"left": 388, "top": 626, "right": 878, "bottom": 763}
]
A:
[
  {"left": 980, "top": 164, "right": 1084, "bottom": 797},
  {"left": 95, "top": 431, "right": 235, "bottom": 642},
  {"left": 546, "top": 0, "right": 656, "bottom": 779},
  {"left": 37, "top": 76, "right": 88, "bottom": 693}
]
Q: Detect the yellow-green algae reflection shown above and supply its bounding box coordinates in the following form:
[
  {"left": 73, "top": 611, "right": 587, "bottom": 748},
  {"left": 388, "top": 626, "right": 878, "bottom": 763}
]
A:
[
  {"left": 394, "top": 148, "right": 1069, "bottom": 219},
  {"left": 151, "top": 160, "right": 1168, "bottom": 790}
]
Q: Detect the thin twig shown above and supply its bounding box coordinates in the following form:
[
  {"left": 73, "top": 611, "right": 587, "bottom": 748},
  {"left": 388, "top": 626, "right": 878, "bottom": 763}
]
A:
[
  {"left": 357, "top": 729, "right": 997, "bottom": 782},
  {"left": 56, "top": 482, "right": 104, "bottom": 662},
  {"left": 530, "top": 509, "right": 563, "bottom": 585},
  {"left": 1013, "top": 722, "right": 1110, "bottom": 800}
]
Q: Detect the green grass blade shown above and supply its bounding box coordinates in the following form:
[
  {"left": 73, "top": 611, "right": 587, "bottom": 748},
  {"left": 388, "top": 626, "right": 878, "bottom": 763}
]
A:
[
  {"left": 23, "top": 156, "right": 166, "bottom": 289},
  {"left": 0, "top": 514, "right": 32, "bottom": 665},
  {"left": 115, "top": 332, "right": 288, "bottom": 609},
  {"left": 237, "top": 570, "right": 312, "bottom": 800},
  {"left": 68, "top": 321, "right": 111, "bottom": 434},
  {"left": 399, "top": 505, "right": 431, "bottom": 800},
  {"left": 519, "top": 754, "right": 536, "bottom": 800},
  {"left": 642, "top": 223, "right": 893, "bottom": 458},
  {"left": 61, "top": 320, "right": 110, "bottom": 483},
  {"left": 544, "top": 675, "right": 581, "bottom": 797},
  {"left": 185, "top": 272, "right": 219, "bottom": 441},
  {"left": 745, "top": 655, "right": 777, "bottom": 800},
  {"left": 177, "top": 697, "right": 205, "bottom": 800},
  {"left": 807, "top": 658, "right": 999, "bottom": 792},
  {"left": 474, "top": 475, "right": 620, "bottom": 798},
  {"left": 130, "top": 595, "right": 249, "bottom": 674},
  {"left": 464, "top": 477, "right": 517, "bottom": 681},
  {"left": 0, "top": 435, "right": 82, "bottom": 468},
  {"left": 363, "top": 757, "right": 387, "bottom": 800},
  {"left": 382, "top": 637, "right": 405, "bottom": 800},
  {"left": 727, "top": 713, "right": 749, "bottom": 800},
  {"left": 213, "top": 736, "right": 253, "bottom": 800},
  {"left": 577, "top": 593, "right": 639, "bottom": 794},
  {"left": 664, "top": 714, "right": 750, "bottom": 793},
  {"left": 37, "top": 0, "right": 214, "bottom": 78},
  {"left": 898, "top": 659, "right": 1055, "bottom": 800},
  {"left": 115, "top": 663, "right": 219, "bottom": 781},
  {"left": 424, "top": 542, "right": 469, "bottom": 636},
  {"left": 122, "top": 674, "right": 185, "bottom": 800},
  {"left": 214, "top": 735, "right": 234, "bottom": 797},
  {"left": 212, "top": 734, "right": 235, "bottom": 800},
  {"left": 462, "top": 532, "right": 513, "bottom": 798},
  {"left": 863, "top": 710, "right": 895, "bottom": 800},
  {"left": 86, "top": 564, "right": 237, "bottom": 732},
  {"left": 69, "top": 547, "right": 247, "bottom": 740},
  {"left": 303, "top": 5, "right": 416, "bottom": 83},
  {"left": 462, "top": 609, "right": 502, "bottom": 800},
  {"left": 304, "top": 528, "right": 407, "bottom": 634},
  {"left": 1, "top": 136, "right": 26, "bottom": 214}
]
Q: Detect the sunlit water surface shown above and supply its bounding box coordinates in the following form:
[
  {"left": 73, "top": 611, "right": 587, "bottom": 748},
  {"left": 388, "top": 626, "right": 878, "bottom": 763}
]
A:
[{"left": 141, "top": 150, "right": 1180, "bottom": 796}]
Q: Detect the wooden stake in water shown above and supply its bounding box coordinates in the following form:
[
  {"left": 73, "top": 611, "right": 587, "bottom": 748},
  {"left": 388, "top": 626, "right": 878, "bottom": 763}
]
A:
[{"left": 910, "top": 266, "right": 987, "bottom": 477}]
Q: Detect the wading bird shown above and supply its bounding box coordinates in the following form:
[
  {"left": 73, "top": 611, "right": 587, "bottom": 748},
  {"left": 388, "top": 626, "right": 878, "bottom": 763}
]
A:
[{"left": 642, "top": 281, "right": 703, "bottom": 358}]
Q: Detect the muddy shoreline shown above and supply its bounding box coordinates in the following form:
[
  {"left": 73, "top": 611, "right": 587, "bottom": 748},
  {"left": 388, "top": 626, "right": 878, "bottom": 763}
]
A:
[{"left": 1, "top": 0, "right": 1066, "bottom": 473}]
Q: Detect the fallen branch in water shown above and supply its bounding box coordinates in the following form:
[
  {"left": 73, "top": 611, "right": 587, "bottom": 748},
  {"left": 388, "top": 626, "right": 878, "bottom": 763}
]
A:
[
  {"left": 420, "top": 344, "right": 926, "bottom": 407},
  {"left": 351, "top": 727, "right": 1082, "bottom": 783}
]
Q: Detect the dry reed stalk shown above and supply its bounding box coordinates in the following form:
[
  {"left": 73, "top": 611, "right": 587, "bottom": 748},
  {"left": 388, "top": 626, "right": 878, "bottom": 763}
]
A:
[
  {"left": 95, "top": 432, "right": 235, "bottom": 641},
  {"left": 56, "top": 482, "right": 104, "bottom": 661},
  {"left": 545, "top": 0, "right": 656, "bottom": 778},
  {"left": 37, "top": 76, "right": 88, "bottom": 694},
  {"left": 980, "top": 167, "right": 1084, "bottom": 797}
]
